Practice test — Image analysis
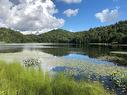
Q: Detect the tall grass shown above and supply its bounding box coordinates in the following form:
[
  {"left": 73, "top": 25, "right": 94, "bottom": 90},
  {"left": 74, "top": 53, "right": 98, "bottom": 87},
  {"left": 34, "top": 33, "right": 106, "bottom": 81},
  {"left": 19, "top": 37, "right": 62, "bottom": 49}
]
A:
[{"left": 0, "top": 61, "right": 111, "bottom": 95}]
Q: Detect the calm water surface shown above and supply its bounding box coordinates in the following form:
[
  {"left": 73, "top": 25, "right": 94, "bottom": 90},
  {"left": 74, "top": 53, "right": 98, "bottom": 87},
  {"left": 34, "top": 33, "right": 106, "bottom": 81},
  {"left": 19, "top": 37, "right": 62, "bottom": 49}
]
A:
[{"left": 0, "top": 43, "right": 127, "bottom": 65}]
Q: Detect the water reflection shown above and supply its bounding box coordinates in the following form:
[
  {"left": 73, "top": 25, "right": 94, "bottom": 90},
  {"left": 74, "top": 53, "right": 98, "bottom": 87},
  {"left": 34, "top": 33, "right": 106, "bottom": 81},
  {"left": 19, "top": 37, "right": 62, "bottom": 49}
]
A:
[
  {"left": 64, "top": 54, "right": 114, "bottom": 65},
  {"left": 0, "top": 46, "right": 23, "bottom": 53},
  {"left": 0, "top": 43, "right": 127, "bottom": 65}
]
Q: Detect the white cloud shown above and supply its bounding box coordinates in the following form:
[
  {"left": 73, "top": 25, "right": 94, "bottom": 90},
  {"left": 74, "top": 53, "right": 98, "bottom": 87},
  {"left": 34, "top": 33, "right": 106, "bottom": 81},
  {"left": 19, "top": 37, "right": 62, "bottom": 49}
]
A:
[
  {"left": 62, "top": 0, "right": 82, "bottom": 4},
  {"left": 0, "top": 0, "right": 64, "bottom": 34},
  {"left": 63, "top": 9, "right": 79, "bottom": 17},
  {"left": 95, "top": 8, "right": 119, "bottom": 22}
]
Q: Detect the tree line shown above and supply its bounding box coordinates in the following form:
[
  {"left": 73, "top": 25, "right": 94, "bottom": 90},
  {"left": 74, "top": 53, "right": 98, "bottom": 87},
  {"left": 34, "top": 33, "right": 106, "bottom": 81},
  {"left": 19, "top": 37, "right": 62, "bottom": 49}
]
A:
[{"left": 0, "top": 20, "right": 127, "bottom": 44}]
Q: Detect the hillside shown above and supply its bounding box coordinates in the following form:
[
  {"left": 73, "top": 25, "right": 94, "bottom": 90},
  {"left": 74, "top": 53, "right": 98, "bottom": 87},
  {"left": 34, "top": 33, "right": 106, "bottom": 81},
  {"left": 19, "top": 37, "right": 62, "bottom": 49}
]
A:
[
  {"left": 0, "top": 28, "right": 25, "bottom": 43},
  {"left": 38, "top": 29, "right": 74, "bottom": 43},
  {"left": 86, "top": 20, "right": 127, "bottom": 44},
  {"left": 0, "top": 28, "right": 40, "bottom": 43},
  {"left": 0, "top": 20, "right": 127, "bottom": 44}
]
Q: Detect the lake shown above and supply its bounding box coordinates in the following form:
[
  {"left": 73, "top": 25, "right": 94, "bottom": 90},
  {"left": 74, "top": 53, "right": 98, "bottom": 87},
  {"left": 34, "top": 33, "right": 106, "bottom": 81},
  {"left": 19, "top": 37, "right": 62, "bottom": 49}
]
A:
[
  {"left": 1, "top": 43, "right": 127, "bottom": 94},
  {"left": 0, "top": 43, "right": 127, "bottom": 72},
  {"left": 0, "top": 43, "right": 127, "bottom": 65},
  {"left": 0, "top": 43, "right": 127, "bottom": 73}
]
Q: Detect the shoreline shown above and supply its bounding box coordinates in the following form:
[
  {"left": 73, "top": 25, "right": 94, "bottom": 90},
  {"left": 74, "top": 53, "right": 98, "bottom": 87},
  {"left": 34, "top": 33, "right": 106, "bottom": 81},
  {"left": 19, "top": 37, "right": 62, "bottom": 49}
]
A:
[{"left": 89, "top": 43, "right": 127, "bottom": 47}]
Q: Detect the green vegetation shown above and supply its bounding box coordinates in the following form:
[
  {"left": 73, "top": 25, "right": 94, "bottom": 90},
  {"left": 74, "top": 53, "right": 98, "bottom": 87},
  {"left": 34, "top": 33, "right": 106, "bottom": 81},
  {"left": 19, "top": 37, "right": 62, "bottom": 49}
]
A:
[
  {"left": 70, "top": 20, "right": 127, "bottom": 44},
  {"left": 110, "top": 71, "right": 127, "bottom": 94},
  {"left": 56, "top": 59, "right": 127, "bottom": 94},
  {"left": 0, "top": 28, "right": 25, "bottom": 43},
  {"left": 39, "top": 29, "right": 74, "bottom": 43},
  {"left": 0, "top": 28, "right": 38, "bottom": 43},
  {"left": 0, "top": 20, "right": 127, "bottom": 44},
  {"left": 98, "top": 55, "right": 127, "bottom": 65},
  {"left": 0, "top": 61, "right": 111, "bottom": 95}
]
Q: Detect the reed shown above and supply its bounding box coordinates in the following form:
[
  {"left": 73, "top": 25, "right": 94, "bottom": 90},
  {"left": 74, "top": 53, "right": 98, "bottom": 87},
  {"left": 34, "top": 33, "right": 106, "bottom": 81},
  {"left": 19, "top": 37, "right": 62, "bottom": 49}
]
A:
[{"left": 0, "top": 61, "right": 111, "bottom": 95}]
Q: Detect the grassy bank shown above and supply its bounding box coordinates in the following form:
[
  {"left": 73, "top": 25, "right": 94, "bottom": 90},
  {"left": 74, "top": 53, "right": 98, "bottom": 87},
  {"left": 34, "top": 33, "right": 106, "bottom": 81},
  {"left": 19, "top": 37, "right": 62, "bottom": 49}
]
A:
[{"left": 0, "top": 61, "right": 111, "bottom": 95}]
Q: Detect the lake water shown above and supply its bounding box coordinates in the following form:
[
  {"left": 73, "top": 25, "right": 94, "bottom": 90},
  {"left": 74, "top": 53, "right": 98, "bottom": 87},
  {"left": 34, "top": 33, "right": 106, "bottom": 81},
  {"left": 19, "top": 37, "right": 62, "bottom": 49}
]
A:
[
  {"left": 0, "top": 43, "right": 127, "bottom": 66},
  {"left": 0, "top": 43, "right": 127, "bottom": 72}
]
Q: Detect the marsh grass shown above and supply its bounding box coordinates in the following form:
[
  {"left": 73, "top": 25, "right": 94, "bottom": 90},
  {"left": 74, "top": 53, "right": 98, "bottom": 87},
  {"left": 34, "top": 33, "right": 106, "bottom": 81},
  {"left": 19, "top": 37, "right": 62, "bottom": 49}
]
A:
[
  {"left": 52, "top": 74, "right": 112, "bottom": 95},
  {"left": 0, "top": 61, "right": 51, "bottom": 95},
  {"left": 0, "top": 61, "right": 111, "bottom": 95}
]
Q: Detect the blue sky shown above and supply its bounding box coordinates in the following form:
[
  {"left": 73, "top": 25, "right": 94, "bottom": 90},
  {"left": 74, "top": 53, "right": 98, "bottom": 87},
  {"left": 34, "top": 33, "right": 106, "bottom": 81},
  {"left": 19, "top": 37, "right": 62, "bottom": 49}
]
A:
[
  {"left": 0, "top": 0, "right": 126, "bottom": 34},
  {"left": 54, "top": 0, "right": 127, "bottom": 32}
]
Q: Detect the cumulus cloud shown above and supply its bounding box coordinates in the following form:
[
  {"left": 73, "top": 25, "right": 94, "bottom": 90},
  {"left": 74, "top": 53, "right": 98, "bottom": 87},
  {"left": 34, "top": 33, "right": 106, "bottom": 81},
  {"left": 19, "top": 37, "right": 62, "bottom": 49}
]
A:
[
  {"left": 63, "top": 9, "right": 79, "bottom": 17},
  {"left": 95, "top": 8, "right": 119, "bottom": 22},
  {"left": 0, "top": 0, "right": 64, "bottom": 34},
  {"left": 62, "top": 0, "right": 82, "bottom": 4}
]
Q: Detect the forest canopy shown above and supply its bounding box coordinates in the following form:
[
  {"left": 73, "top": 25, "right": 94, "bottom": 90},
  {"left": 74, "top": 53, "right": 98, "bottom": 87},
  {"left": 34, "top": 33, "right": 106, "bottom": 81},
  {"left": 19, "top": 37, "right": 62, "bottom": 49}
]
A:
[{"left": 0, "top": 20, "right": 127, "bottom": 44}]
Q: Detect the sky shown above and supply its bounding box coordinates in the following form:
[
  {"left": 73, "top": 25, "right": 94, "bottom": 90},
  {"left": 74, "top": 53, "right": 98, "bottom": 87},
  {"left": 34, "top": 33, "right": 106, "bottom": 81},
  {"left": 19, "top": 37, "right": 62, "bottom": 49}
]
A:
[{"left": 0, "top": 0, "right": 127, "bottom": 34}]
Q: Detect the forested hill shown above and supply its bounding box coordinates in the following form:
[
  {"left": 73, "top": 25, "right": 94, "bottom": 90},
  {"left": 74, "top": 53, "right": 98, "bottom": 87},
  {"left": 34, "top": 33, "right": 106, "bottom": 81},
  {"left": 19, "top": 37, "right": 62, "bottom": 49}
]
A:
[
  {"left": 0, "top": 28, "right": 39, "bottom": 43},
  {"left": 73, "top": 20, "right": 127, "bottom": 44},
  {"left": 0, "top": 20, "right": 127, "bottom": 44},
  {"left": 38, "top": 29, "right": 74, "bottom": 43},
  {"left": 0, "top": 28, "right": 25, "bottom": 43}
]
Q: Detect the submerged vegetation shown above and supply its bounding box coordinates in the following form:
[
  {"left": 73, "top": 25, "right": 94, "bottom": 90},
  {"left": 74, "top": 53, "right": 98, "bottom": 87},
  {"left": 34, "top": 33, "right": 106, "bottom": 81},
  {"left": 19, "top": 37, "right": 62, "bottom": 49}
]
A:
[
  {"left": 53, "top": 59, "right": 127, "bottom": 95},
  {"left": 0, "top": 61, "right": 111, "bottom": 95},
  {"left": 0, "top": 20, "right": 127, "bottom": 44},
  {"left": 98, "top": 55, "right": 127, "bottom": 65}
]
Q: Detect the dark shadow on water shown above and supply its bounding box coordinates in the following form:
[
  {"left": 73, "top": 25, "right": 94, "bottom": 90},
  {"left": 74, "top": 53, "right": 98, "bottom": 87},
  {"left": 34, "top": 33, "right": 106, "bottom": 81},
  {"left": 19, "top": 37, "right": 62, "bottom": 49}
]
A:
[{"left": 0, "top": 47, "right": 23, "bottom": 53}]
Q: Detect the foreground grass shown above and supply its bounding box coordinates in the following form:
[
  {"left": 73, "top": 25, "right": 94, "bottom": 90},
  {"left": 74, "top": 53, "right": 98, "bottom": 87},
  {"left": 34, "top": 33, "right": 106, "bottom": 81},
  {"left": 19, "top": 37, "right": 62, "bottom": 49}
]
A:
[{"left": 0, "top": 61, "right": 111, "bottom": 95}]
